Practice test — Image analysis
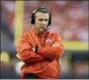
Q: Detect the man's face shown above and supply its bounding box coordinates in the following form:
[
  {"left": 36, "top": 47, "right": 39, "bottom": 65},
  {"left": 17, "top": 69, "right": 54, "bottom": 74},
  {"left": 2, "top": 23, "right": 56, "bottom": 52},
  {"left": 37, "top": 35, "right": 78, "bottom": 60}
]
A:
[{"left": 35, "top": 12, "right": 49, "bottom": 33}]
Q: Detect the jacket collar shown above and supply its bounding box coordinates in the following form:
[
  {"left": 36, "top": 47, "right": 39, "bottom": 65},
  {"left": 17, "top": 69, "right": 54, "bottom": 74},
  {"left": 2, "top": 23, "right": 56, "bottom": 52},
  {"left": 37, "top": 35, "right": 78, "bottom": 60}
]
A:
[{"left": 30, "top": 27, "right": 49, "bottom": 37}]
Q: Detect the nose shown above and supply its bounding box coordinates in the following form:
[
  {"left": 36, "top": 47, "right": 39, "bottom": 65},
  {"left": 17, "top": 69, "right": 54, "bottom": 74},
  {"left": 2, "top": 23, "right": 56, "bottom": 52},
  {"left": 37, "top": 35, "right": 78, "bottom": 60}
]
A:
[
  {"left": 41, "top": 20, "right": 47, "bottom": 26},
  {"left": 42, "top": 20, "right": 46, "bottom": 24}
]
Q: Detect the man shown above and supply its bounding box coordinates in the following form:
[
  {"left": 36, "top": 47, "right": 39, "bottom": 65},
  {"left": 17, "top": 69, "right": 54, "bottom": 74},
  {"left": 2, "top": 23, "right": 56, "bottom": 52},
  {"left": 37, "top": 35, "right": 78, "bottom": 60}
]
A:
[{"left": 16, "top": 7, "right": 64, "bottom": 79}]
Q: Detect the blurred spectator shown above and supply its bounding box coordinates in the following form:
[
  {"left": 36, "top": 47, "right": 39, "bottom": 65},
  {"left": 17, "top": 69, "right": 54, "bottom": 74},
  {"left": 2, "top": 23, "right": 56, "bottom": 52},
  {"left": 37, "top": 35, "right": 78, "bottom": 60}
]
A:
[
  {"left": 0, "top": 61, "right": 20, "bottom": 79},
  {"left": 1, "top": 1, "right": 16, "bottom": 55},
  {"left": 1, "top": 20, "right": 14, "bottom": 41},
  {"left": 1, "top": 1, "right": 15, "bottom": 34},
  {"left": 73, "top": 60, "right": 88, "bottom": 79}
]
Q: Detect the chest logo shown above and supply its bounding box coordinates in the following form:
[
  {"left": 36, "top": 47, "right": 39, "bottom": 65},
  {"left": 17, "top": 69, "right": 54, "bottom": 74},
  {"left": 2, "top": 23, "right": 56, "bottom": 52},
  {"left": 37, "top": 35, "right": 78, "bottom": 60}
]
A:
[{"left": 46, "top": 38, "right": 53, "bottom": 43}]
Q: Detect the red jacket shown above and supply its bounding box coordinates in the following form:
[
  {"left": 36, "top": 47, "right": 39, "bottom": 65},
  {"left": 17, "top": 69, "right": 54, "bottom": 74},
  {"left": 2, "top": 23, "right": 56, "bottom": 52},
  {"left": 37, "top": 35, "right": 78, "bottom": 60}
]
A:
[{"left": 16, "top": 28, "right": 64, "bottom": 79}]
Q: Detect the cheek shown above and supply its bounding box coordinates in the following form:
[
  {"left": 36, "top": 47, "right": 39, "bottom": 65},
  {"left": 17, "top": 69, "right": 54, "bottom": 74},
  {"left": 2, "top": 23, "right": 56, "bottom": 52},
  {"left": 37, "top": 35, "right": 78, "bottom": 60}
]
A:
[
  {"left": 47, "top": 22, "right": 49, "bottom": 24},
  {"left": 46, "top": 22, "right": 49, "bottom": 25},
  {"left": 35, "top": 20, "right": 40, "bottom": 24},
  {"left": 35, "top": 21, "right": 39, "bottom": 25},
  {"left": 36, "top": 22, "right": 40, "bottom": 26},
  {"left": 35, "top": 22, "right": 40, "bottom": 28}
]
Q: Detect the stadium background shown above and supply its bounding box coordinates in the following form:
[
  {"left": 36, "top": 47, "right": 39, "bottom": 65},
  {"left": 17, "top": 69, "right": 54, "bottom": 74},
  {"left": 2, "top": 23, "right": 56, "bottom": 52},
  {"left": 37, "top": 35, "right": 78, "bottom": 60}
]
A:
[{"left": 1, "top": 1, "right": 88, "bottom": 79}]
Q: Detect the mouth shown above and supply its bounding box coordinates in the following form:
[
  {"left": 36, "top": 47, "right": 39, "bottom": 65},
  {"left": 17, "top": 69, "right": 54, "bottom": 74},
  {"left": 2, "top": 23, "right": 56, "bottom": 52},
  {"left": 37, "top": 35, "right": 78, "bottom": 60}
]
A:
[{"left": 39, "top": 27, "right": 44, "bottom": 32}]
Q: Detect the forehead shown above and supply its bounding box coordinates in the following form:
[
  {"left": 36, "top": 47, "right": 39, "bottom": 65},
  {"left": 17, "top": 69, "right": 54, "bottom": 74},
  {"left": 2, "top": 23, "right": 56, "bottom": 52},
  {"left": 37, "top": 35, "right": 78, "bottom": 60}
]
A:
[{"left": 35, "top": 12, "right": 49, "bottom": 19}]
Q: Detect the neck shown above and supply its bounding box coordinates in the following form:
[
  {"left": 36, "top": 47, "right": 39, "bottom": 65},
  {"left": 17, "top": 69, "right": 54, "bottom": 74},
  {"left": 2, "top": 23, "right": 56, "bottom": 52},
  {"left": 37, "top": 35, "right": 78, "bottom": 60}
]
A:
[{"left": 37, "top": 29, "right": 45, "bottom": 36}]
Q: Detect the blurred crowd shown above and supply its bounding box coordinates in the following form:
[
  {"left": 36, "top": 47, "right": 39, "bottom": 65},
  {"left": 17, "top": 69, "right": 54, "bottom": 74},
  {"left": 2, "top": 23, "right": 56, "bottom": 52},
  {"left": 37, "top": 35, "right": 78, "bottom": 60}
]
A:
[
  {"left": 1, "top": 1, "right": 89, "bottom": 79},
  {"left": 1, "top": 1, "right": 88, "bottom": 42}
]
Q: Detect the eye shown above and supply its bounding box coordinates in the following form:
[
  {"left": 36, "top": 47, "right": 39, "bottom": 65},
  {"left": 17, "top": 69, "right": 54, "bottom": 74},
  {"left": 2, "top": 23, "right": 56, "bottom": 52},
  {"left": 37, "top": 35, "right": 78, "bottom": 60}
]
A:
[
  {"left": 38, "top": 19, "right": 43, "bottom": 21},
  {"left": 45, "top": 19, "right": 48, "bottom": 21}
]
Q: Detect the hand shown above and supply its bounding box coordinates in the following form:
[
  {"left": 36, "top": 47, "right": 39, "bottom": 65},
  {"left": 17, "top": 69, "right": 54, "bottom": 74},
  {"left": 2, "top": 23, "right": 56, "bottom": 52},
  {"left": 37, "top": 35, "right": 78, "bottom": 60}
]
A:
[
  {"left": 35, "top": 46, "right": 38, "bottom": 52},
  {"left": 32, "top": 46, "right": 41, "bottom": 52}
]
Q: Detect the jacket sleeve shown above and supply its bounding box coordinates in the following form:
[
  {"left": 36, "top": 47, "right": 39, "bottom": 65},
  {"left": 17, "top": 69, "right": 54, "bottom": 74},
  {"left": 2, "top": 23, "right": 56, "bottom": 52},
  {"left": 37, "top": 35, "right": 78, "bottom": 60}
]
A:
[
  {"left": 37, "top": 33, "right": 64, "bottom": 60},
  {"left": 16, "top": 34, "right": 45, "bottom": 64}
]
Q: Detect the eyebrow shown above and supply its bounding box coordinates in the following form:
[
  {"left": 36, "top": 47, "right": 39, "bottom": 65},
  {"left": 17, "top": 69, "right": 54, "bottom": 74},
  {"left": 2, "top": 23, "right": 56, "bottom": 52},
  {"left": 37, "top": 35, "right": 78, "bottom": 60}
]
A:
[{"left": 38, "top": 18, "right": 48, "bottom": 21}]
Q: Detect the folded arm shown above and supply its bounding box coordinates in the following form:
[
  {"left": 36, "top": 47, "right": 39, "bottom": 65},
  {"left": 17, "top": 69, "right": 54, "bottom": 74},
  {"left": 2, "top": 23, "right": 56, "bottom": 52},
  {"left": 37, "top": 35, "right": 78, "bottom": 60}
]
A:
[
  {"left": 16, "top": 36, "right": 45, "bottom": 64},
  {"left": 37, "top": 34, "right": 64, "bottom": 60}
]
